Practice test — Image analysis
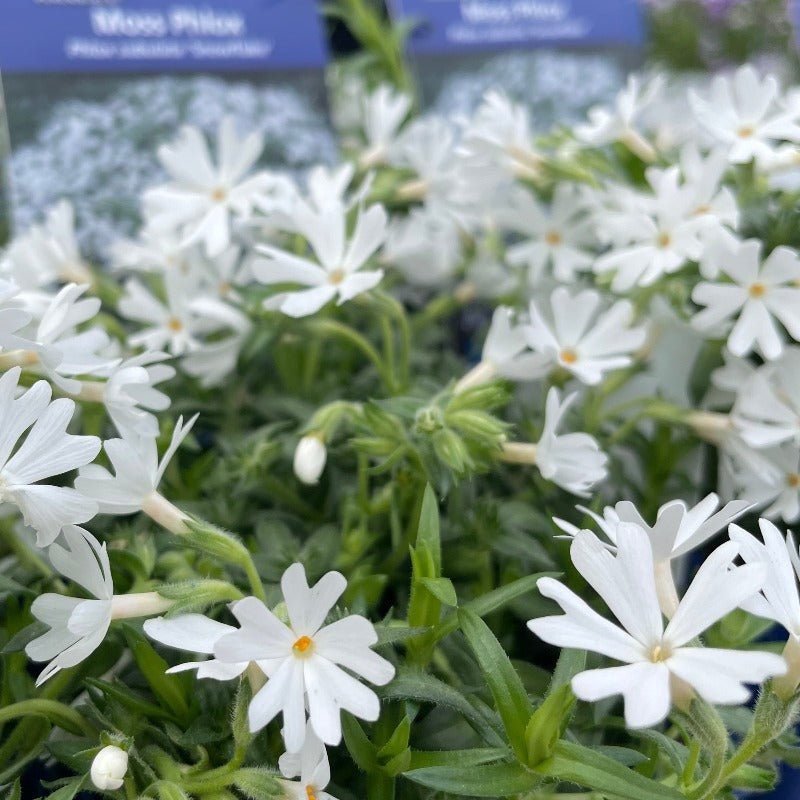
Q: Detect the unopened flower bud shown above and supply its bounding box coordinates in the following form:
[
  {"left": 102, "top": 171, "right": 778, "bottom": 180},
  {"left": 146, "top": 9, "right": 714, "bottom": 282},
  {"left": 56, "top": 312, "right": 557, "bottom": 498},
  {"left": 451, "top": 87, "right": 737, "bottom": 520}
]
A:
[
  {"left": 91, "top": 745, "right": 128, "bottom": 790},
  {"left": 294, "top": 434, "right": 327, "bottom": 485}
]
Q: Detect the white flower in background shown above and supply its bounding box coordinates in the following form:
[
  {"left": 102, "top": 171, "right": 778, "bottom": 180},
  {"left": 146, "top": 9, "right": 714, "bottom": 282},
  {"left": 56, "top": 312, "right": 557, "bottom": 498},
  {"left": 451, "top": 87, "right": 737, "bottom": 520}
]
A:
[
  {"left": 679, "top": 144, "right": 738, "bottom": 232},
  {"left": 28, "top": 282, "right": 119, "bottom": 393},
  {"left": 523, "top": 288, "right": 647, "bottom": 386},
  {"left": 294, "top": 434, "right": 327, "bottom": 485},
  {"left": 143, "top": 118, "right": 268, "bottom": 257},
  {"left": 93, "top": 350, "right": 176, "bottom": 439},
  {"left": 279, "top": 724, "right": 339, "bottom": 800},
  {"left": 528, "top": 526, "right": 785, "bottom": 728},
  {"left": 26, "top": 526, "right": 170, "bottom": 685},
  {"left": 358, "top": 85, "right": 412, "bottom": 169},
  {"left": 305, "top": 164, "right": 358, "bottom": 213},
  {"left": 689, "top": 65, "right": 800, "bottom": 164},
  {"left": 75, "top": 415, "right": 197, "bottom": 522},
  {"left": 119, "top": 270, "right": 246, "bottom": 358},
  {"left": 577, "top": 74, "right": 662, "bottom": 161},
  {"left": 181, "top": 329, "right": 251, "bottom": 389},
  {"left": 691, "top": 241, "right": 800, "bottom": 360},
  {"left": 253, "top": 201, "right": 387, "bottom": 318},
  {"left": 381, "top": 208, "right": 462, "bottom": 287},
  {"left": 732, "top": 357, "right": 800, "bottom": 448},
  {"left": 112, "top": 229, "right": 198, "bottom": 276},
  {"left": 593, "top": 166, "right": 704, "bottom": 292},
  {"left": 534, "top": 388, "right": 608, "bottom": 497},
  {"left": 1, "top": 200, "right": 93, "bottom": 289},
  {"left": 459, "top": 90, "right": 541, "bottom": 181},
  {"left": 456, "top": 306, "right": 550, "bottom": 393},
  {"left": 144, "top": 613, "right": 248, "bottom": 681},
  {"left": 0, "top": 278, "right": 34, "bottom": 352},
  {"left": 497, "top": 185, "right": 594, "bottom": 283},
  {"left": 90, "top": 745, "right": 129, "bottom": 791},
  {"left": 0, "top": 368, "right": 99, "bottom": 547},
  {"left": 214, "top": 563, "right": 395, "bottom": 751},
  {"left": 26, "top": 526, "right": 112, "bottom": 685},
  {"left": 730, "top": 444, "right": 800, "bottom": 523}
]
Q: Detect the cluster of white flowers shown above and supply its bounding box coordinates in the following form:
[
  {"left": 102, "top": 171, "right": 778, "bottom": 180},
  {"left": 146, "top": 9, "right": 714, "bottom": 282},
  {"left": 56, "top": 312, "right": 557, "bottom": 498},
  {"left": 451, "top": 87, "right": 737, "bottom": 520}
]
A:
[{"left": 7, "top": 56, "right": 800, "bottom": 798}]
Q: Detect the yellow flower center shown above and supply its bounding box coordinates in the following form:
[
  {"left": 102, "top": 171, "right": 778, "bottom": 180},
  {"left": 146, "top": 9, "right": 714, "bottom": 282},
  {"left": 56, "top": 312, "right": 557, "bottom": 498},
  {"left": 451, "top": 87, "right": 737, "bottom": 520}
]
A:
[
  {"left": 649, "top": 644, "right": 672, "bottom": 663},
  {"left": 657, "top": 232, "right": 671, "bottom": 249},
  {"left": 167, "top": 317, "right": 183, "bottom": 332},
  {"left": 749, "top": 282, "right": 767, "bottom": 298},
  {"left": 329, "top": 269, "right": 345, "bottom": 285},
  {"left": 788, "top": 473, "right": 800, "bottom": 489},
  {"left": 306, "top": 786, "right": 317, "bottom": 800},
  {"left": 694, "top": 204, "right": 711, "bottom": 216},
  {"left": 738, "top": 125, "right": 755, "bottom": 139},
  {"left": 560, "top": 348, "right": 578, "bottom": 365},
  {"left": 293, "top": 635, "right": 314, "bottom": 655},
  {"left": 212, "top": 187, "right": 227, "bottom": 203},
  {"left": 545, "top": 230, "right": 562, "bottom": 246}
]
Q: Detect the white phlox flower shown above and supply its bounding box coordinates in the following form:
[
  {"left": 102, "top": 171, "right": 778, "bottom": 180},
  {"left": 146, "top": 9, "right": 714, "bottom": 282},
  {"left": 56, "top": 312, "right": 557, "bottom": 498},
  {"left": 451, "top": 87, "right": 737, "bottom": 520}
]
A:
[
  {"left": 692, "top": 240, "right": 800, "bottom": 360},
  {"left": 523, "top": 287, "right": 647, "bottom": 386},
  {"left": 528, "top": 526, "right": 786, "bottom": 728},
  {"left": 497, "top": 185, "right": 595, "bottom": 283},
  {"left": 533, "top": 388, "right": 608, "bottom": 497},
  {"left": 75, "top": 414, "right": 197, "bottom": 523},
  {"left": 90, "top": 745, "right": 129, "bottom": 791},
  {"left": 112, "top": 229, "right": 200, "bottom": 276},
  {"left": 0, "top": 278, "right": 35, "bottom": 353},
  {"left": 576, "top": 74, "right": 663, "bottom": 161},
  {"left": 729, "top": 444, "right": 800, "bottom": 523},
  {"left": 458, "top": 90, "right": 541, "bottom": 182},
  {"left": 0, "top": 367, "right": 100, "bottom": 546},
  {"left": 358, "top": 85, "right": 413, "bottom": 169},
  {"left": 732, "top": 356, "right": 800, "bottom": 448},
  {"left": 26, "top": 526, "right": 171, "bottom": 685},
  {"left": 279, "top": 724, "right": 339, "bottom": 800},
  {"left": 213, "top": 563, "right": 395, "bottom": 751},
  {"left": 253, "top": 200, "right": 387, "bottom": 318},
  {"left": 455, "top": 306, "right": 550, "bottom": 393},
  {"left": 144, "top": 613, "right": 249, "bottom": 681},
  {"left": 294, "top": 434, "right": 327, "bottom": 486},
  {"left": 143, "top": 118, "right": 269, "bottom": 257},
  {"left": 1, "top": 200, "right": 93, "bottom": 288},
  {"left": 594, "top": 166, "right": 705, "bottom": 292},
  {"left": 27, "top": 282, "right": 119, "bottom": 393},
  {"left": 689, "top": 65, "right": 800, "bottom": 165}
]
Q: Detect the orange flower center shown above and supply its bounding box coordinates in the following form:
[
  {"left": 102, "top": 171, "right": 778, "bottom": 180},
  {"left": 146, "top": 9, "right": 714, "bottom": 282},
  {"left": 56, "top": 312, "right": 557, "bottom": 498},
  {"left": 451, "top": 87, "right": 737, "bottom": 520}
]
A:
[
  {"left": 329, "top": 269, "right": 345, "bottom": 285},
  {"left": 560, "top": 348, "right": 578, "bottom": 365},
  {"left": 545, "top": 230, "right": 562, "bottom": 246},
  {"left": 167, "top": 317, "right": 183, "bottom": 332},
  {"left": 788, "top": 473, "right": 800, "bottom": 489},
  {"left": 293, "top": 635, "right": 313, "bottom": 654},
  {"left": 749, "top": 282, "right": 766, "bottom": 298},
  {"left": 306, "top": 786, "right": 317, "bottom": 800}
]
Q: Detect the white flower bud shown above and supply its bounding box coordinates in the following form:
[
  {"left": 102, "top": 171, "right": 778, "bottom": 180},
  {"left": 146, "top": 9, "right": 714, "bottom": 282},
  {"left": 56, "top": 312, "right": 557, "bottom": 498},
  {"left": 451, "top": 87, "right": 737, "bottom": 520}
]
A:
[
  {"left": 293, "top": 434, "right": 327, "bottom": 485},
  {"left": 90, "top": 745, "right": 129, "bottom": 791}
]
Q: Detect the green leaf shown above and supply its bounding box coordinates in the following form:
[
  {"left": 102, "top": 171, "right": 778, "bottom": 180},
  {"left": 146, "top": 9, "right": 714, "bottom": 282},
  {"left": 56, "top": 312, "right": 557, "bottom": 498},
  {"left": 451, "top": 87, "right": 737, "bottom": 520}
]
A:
[
  {"left": 0, "top": 574, "right": 34, "bottom": 597},
  {"left": 431, "top": 573, "right": 555, "bottom": 643},
  {"left": 728, "top": 763, "right": 777, "bottom": 790},
  {"left": 525, "top": 684, "right": 575, "bottom": 766},
  {"left": 156, "top": 783, "right": 191, "bottom": 800},
  {"left": 404, "top": 762, "right": 539, "bottom": 796},
  {"left": 4, "top": 779, "right": 21, "bottom": 800},
  {"left": 548, "top": 648, "right": 586, "bottom": 694},
  {"left": 123, "top": 626, "right": 189, "bottom": 720},
  {"left": 85, "top": 678, "right": 175, "bottom": 721},
  {"left": 2, "top": 621, "right": 48, "bottom": 654},
  {"left": 407, "top": 748, "right": 508, "bottom": 770},
  {"left": 37, "top": 775, "right": 87, "bottom": 800},
  {"left": 458, "top": 607, "right": 534, "bottom": 762},
  {"left": 377, "top": 716, "right": 411, "bottom": 760},
  {"left": 158, "top": 580, "right": 244, "bottom": 616},
  {"left": 230, "top": 768, "right": 284, "bottom": 799},
  {"left": 534, "top": 740, "right": 684, "bottom": 800},
  {"left": 415, "top": 483, "right": 441, "bottom": 572},
  {"left": 374, "top": 623, "right": 431, "bottom": 647},
  {"left": 342, "top": 714, "right": 378, "bottom": 772},
  {"left": 378, "top": 667, "right": 504, "bottom": 745},
  {"left": 418, "top": 577, "right": 457, "bottom": 607},
  {"left": 232, "top": 678, "right": 254, "bottom": 751}
]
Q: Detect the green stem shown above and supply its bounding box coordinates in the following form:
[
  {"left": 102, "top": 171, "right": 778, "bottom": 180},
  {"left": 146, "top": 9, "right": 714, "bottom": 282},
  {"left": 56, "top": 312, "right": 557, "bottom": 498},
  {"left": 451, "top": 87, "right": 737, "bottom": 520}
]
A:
[
  {"left": 380, "top": 316, "right": 397, "bottom": 392},
  {"left": 0, "top": 699, "right": 96, "bottom": 738},
  {"left": 241, "top": 557, "right": 266, "bottom": 603},
  {"left": 694, "top": 732, "right": 770, "bottom": 800},
  {"left": 307, "top": 318, "right": 391, "bottom": 389}
]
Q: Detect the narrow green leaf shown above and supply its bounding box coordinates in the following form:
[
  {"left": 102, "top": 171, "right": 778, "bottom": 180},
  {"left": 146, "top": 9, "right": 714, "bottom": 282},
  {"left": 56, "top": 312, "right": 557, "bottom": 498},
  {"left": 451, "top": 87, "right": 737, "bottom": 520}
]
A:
[
  {"left": 37, "top": 775, "right": 87, "bottom": 800},
  {"left": 404, "top": 762, "right": 539, "bottom": 796},
  {"left": 534, "top": 740, "right": 684, "bottom": 800},
  {"left": 418, "top": 577, "right": 457, "bottom": 607},
  {"left": 548, "top": 648, "right": 586, "bottom": 694},
  {"left": 407, "top": 748, "right": 508, "bottom": 770},
  {"left": 458, "top": 607, "right": 534, "bottom": 762},
  {"left": 123, "top": 626, "right": 190, "bottom": 720},
  {"left": 415, "top": 484, "right": 441, "bottom": 572},
  {"left": 85, "top": 678, "right": 175, "bottom": 721},
  {"left": 342, "top": 714, "right": 378, "bottom": 772},
  {"left": 378, "top": 666, "right": 504, "bottom": 746},
  {"left": 728, "top": 764, "right": 777, "bottom": 791},
  {"left": 230, "top": 768, "right": 284, "bottom": 798},
  {"left": 525, "top": 684, "right": 575, "bottom": 766},
  {"left": 377, "top": 717, "right": 411, "bottom": 760},
  {"left": 5, "top": 779, "right": 21, "bottom": 800}
]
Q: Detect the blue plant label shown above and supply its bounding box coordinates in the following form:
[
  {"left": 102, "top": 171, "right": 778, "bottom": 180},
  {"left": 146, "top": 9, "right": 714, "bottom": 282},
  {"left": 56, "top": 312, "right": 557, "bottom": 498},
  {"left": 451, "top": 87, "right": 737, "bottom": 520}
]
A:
[
  {"left": 0, "top": 0, "right": 328, "bottom": 73},
  {"left": 389, "top": 0, "right": 645, "bottom": 54}
]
